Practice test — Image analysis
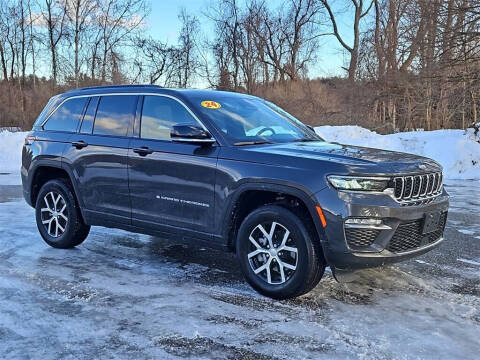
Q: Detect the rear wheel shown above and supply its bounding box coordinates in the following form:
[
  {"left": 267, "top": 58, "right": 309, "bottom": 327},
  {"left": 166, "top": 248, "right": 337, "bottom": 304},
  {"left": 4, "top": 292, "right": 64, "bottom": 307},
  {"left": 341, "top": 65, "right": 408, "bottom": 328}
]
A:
[
  {"left": 236, "top": 205, "right": 325, "bottom": 299},
  {"left": 35, "top": 179, "right": 90, "bottom": 249}
]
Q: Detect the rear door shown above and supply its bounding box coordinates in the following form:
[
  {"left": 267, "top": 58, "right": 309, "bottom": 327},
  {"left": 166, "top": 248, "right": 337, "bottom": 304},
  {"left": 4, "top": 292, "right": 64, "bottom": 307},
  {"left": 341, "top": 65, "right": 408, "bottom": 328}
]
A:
[
  {"left": 65, "top": 94, "right": 139, "bottom": 224},
  {"left": 128, "top": 95, "right": 218, "bottom": 234}
]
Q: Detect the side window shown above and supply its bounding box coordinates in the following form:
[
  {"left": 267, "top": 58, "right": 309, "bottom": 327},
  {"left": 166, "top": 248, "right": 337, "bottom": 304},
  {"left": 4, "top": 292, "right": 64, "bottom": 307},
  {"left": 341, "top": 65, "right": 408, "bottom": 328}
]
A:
[
  {"left": 43, "top": 97, "right": 88, "bottom": 132},
  {"left": 93, "top": 95, "right": 137, "bottom": 136},
  {"left": 80, "top": 96, "right": 99, "bottom": 134},
  {"left": 141, "top": 96, "right": 200, "bottom": 141}
]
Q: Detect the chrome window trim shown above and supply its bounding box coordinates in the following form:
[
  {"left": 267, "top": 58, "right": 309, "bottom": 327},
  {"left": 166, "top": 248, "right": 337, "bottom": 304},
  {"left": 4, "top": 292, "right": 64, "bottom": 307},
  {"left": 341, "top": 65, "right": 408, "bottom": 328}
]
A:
[
  {"left": 40, "top": 92, "right": 214, "bottom": 141},
  {"left": 171, "top": 137, "right": 216, "bottom": 143}
]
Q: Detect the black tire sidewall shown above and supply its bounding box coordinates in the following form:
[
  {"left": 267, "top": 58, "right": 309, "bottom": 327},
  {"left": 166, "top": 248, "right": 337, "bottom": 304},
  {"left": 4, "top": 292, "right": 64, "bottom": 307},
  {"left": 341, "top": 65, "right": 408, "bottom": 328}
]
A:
[
  {"left": 35, "top": 179, "right": 82, "bottom": 248},
  {"left": 236, "top": 205, "right": 320, "bottom": 299}
]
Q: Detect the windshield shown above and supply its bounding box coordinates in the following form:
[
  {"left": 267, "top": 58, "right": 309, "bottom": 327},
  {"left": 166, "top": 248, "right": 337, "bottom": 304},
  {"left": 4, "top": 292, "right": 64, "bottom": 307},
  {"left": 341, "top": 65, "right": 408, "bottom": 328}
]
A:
[{"left": 191, "top": 95, "right": 321, "bottom": 145}]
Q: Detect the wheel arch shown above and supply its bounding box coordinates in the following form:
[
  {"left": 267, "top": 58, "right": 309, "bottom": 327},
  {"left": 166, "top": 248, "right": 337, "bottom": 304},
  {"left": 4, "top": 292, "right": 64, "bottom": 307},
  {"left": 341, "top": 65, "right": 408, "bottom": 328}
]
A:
[
  {"left": 222, "top": 182, "right": 326, "bottom": 252},
  {"left": 29, "top": 162, "right": 85, "bottom": 219}
]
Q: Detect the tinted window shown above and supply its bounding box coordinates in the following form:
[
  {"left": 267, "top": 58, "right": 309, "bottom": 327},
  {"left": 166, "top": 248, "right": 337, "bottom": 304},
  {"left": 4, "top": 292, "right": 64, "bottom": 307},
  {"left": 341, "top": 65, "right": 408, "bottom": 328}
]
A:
[
  {"left": 93, "top": 95, "right": 137, "bottom": 136},
  {"left": 80, "top": 97, "right": 99, "bottom": 134},
  {"left": 43, "top": 97, "right": 87, "bottom": 132},
  {"left": 141, "top": 96, "right": 199, "bottom": 140}
]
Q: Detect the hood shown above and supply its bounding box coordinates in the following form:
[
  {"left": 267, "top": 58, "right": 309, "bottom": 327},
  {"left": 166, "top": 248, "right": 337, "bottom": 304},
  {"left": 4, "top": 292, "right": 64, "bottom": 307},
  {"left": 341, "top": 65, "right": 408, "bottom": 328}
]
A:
[{"left": 235, "top": 141, "right": 441, "bottom": 175}]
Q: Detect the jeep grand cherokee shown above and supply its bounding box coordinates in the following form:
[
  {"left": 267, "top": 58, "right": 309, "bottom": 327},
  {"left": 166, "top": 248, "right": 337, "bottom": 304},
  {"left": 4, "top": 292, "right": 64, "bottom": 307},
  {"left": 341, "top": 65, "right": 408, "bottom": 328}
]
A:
[{"left": 21, "top": 85, "right": 449, "bottom": 299}]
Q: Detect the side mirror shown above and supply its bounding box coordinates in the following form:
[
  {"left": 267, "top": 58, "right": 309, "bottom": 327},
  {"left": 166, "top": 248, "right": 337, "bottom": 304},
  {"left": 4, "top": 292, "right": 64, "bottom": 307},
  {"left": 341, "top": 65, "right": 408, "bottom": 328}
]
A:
[{"left": 170, "top": 124, "right": 215, "bottom": 145}]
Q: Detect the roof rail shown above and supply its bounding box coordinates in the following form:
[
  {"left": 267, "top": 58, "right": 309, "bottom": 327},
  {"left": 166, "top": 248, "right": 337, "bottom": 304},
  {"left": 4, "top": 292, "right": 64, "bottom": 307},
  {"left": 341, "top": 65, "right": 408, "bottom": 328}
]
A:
[{"left": 72, "top": 84, "right": 163, "bottom": 92}]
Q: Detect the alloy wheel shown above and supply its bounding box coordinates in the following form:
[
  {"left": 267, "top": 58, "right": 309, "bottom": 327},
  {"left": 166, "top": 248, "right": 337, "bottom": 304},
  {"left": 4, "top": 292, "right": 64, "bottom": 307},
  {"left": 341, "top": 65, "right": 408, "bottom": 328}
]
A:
[
  {"left": 40, "top": 191, "right": 68, "bottom": 238},
  {"left": 247, "top": 221, "right": 298, "bottom": 285}
]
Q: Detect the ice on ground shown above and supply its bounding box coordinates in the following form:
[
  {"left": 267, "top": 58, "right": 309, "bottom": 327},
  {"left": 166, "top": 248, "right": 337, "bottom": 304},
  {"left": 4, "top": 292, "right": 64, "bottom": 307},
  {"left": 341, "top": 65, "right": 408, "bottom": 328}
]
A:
[
  {"left": 0, "top": 173, "right": 22, "bottom": 185},
  {"left": 315, "top": 126, "right": 480, "bottom": 180},
  {"left": 415, "top": 260, "right": 430, "bottom": 265},
  {"left": 1, "top": 193, "right": 480, "bottom": 359},
  {"left": 457, "top": 258, "right": 480, "bottom": 267},
  {"left": 458, "top": 229, "right": 476, "bottom": 235}
]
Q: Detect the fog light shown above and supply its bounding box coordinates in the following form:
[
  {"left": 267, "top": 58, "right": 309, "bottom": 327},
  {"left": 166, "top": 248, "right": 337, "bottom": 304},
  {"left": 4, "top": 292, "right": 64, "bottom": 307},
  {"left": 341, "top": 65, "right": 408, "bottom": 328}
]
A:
[
  {"left": 345, "top": 218, "right": 382, "bottom": 225},
  {"left": 344, "top": 218, "right": 391, "bottom": 229}
]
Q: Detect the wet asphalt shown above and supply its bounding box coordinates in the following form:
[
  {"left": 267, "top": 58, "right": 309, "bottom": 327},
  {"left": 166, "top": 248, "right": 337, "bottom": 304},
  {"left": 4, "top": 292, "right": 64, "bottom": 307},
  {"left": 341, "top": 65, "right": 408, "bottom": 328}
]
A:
[{"left": 0, "top": 178, "right": 479, "bottom": 359}]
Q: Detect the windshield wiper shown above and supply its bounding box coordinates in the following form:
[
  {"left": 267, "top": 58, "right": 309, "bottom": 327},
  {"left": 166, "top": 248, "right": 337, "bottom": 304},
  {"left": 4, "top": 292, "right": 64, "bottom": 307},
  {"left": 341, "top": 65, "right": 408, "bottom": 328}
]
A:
[
  {"left": 234, "top": 140, "right": 273, "bottom": 146},
  {"left": 293, "top": 138, "right": 320, "bottom": 142}
]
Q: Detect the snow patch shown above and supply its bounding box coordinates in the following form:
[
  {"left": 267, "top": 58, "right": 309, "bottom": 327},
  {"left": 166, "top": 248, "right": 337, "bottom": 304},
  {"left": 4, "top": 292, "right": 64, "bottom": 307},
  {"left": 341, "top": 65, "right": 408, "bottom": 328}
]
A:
[{"left": 0, "top": 130, "right": 27, "bottom": 185}]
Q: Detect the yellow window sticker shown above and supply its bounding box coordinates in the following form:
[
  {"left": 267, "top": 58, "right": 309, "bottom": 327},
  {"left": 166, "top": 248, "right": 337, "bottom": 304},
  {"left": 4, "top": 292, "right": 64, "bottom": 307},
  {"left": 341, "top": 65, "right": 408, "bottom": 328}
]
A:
[{"left": 201, "top": 100, "right": 221, "bottom": 109}]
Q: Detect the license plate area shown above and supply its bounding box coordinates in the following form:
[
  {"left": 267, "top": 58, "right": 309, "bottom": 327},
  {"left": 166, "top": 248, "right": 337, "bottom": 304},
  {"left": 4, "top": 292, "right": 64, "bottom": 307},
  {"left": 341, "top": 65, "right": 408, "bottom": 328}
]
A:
[{"left": 422, "top": 212, "right": 442, "bottom": 234}]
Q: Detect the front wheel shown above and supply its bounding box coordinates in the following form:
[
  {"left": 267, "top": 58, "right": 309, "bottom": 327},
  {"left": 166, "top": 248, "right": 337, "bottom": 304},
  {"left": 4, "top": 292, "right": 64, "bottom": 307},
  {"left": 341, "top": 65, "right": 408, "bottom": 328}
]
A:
[
  {"left": 236, "top": 205, "right": 325, "bottom": 299},
  {"left": 35, "top": 179, "right": 90, "bottom": 249}
]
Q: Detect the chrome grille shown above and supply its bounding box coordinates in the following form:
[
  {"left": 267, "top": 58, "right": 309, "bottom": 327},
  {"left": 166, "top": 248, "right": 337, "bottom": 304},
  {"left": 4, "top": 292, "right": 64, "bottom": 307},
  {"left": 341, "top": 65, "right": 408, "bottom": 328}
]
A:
[{"left": 393, "top": 172, "right": 443, "bottom": 203}]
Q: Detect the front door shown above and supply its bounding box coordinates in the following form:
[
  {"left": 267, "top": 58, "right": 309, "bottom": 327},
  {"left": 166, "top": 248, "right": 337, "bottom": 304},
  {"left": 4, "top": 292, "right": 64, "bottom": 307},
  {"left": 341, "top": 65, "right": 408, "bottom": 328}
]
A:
[{"left": 128, "top": 95, "right": 218, "bottom": 234}]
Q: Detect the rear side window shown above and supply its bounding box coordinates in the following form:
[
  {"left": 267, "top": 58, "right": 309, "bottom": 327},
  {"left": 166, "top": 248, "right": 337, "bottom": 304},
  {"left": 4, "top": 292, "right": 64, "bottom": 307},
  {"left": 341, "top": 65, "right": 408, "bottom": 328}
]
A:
[
  {"left": 141, "top": 96, "right": 200, "bottom": 141},
  {"left": 80, "top": 97, "right": 99, "bottom": 134},
  {"left": 43, "top": 97, "right": 88, "bottom": 132},
  {"left": 93, "top": 95, "right": 137, "bottom": 136}
]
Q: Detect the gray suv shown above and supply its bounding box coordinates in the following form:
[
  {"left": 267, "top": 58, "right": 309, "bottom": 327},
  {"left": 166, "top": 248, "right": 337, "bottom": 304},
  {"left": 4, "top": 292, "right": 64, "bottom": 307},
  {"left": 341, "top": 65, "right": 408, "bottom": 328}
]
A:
[{"left": 21, "top": 85, "right": 449, "bottom": 299}]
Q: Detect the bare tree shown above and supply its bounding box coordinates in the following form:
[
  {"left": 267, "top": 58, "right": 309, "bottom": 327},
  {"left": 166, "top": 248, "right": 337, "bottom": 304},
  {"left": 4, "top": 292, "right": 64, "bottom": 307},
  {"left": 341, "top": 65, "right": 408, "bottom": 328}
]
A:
[
  {"left": 177, "top": 8, "right": 199, "bottom": 88},
  {"left": 322, "top": 0, "right": 374, "bottom": 81},
  {"left": 66, "top": 0, "right": 97, "bottom": 87},
  {"left": 0, "top": 2, "right": 11, "bottom": 81},
  {"left": 27, "top": 0, "right": 38, "bottom": 88},
  {"left": 133, "top": 36, "right": 171, "bottom": 85},
  {"left": 96, "top": 0, "right": 147, "bottom": 82},
  {"left": 282, "top": 0, "right": 322, "bottom": 80},
  {"left": 40, "top": 0, "right": 67, "bottom": 87}
]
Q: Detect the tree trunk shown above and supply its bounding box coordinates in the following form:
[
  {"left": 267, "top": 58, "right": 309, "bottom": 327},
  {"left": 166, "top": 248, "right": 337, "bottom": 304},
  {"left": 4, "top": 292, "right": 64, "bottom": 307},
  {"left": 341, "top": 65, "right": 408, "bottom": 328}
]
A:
[
  {"left": 0, "top": 43, "right": 8, "bottom": 81},
  {"left": 472, "top": 91, "right": 478, "bottom": 125}
]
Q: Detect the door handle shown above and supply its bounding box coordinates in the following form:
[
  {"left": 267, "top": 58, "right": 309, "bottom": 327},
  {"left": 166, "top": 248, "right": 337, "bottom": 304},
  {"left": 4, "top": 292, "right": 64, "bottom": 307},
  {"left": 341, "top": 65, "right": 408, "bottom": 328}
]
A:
[
  {"left": 133, "top": 146, "right": 154, "bottom": 156},
  {"left": 72, "top": 140, "right": 88, "bottom": 149}
]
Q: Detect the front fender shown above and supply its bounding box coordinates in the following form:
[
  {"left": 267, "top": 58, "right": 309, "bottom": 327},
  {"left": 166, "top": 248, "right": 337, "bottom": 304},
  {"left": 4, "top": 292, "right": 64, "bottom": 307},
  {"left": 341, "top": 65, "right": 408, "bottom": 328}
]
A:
[{"left": 219, "top": 180, "right": 327, "bottom": 247}]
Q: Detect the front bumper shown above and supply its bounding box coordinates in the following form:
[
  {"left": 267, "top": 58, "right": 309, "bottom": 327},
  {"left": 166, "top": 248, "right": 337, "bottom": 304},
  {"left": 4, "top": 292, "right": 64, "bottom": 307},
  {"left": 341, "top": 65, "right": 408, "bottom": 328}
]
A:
[{"left": 313, "top": 186, "right": 449, "bottom": 271}]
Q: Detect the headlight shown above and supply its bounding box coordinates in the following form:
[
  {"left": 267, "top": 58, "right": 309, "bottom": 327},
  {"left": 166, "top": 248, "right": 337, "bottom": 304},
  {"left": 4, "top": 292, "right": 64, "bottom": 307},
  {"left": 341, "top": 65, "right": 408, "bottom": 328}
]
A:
[{"left": 327, "top": 175, "right": 390, "bottom": 191}]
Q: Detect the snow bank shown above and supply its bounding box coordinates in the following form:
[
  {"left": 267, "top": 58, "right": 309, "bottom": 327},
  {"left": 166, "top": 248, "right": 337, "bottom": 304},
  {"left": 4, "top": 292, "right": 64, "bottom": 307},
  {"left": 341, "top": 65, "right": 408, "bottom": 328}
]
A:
[
  {"left": 0, "top": 130, "right": 27, "bottom": 174},
  {"left": 315, "top": 126, "right": 480, "bottom": 180}
]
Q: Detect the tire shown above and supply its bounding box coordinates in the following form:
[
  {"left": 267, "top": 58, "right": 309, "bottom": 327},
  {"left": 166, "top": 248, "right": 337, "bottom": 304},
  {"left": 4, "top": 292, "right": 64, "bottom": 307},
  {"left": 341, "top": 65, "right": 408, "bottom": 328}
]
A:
[
  {"left": 35, "top": 179, "right": 90, "bottom": 249},
  {"left": 236, "top": 205, "right": 325, "bottom": 299}
]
